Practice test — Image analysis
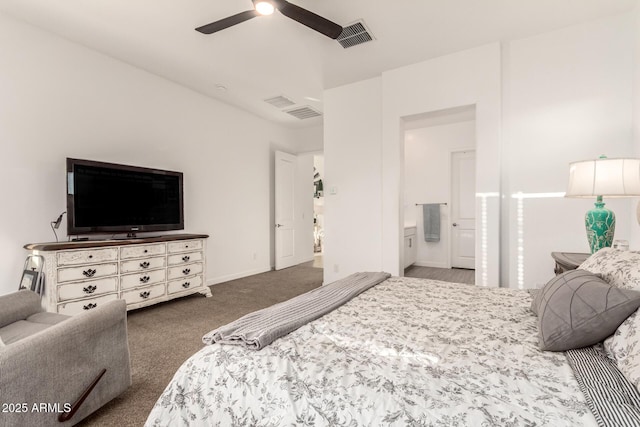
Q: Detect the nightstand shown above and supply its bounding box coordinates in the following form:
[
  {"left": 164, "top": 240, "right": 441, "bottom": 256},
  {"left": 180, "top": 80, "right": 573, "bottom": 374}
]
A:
[{"left": 551, "top": 252, "right": 590, "bottom": 275}]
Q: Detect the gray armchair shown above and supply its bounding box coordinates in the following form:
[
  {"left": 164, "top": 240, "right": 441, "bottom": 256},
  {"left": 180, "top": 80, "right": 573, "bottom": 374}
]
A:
[{"left": 0, "top": 290, "right": 131, "bottom": 426}]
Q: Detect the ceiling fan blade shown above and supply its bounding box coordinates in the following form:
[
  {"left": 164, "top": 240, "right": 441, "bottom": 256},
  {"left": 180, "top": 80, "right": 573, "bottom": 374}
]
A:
[
  {"left": 274, "top": 0, "right": 343, "bottom": 39},
  {"left": 195, "top": 10, "right": 259, "bottom": 34}
]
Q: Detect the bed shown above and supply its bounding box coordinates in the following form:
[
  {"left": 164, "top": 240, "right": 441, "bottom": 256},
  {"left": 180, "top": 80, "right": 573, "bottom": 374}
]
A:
[{"left": 145, "top": 273, "right": 629, "bottom": 426}]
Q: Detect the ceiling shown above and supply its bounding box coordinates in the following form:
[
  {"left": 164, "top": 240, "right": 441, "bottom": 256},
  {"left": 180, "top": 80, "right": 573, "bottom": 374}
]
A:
[{"left": 0, "top": 0, "right": 636, "bottom": 128}]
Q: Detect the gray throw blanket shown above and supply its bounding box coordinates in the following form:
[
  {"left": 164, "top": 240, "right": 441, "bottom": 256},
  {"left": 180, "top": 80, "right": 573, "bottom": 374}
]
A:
[{"left": 202, "top": 271, "right": 391, "bottom": 350}]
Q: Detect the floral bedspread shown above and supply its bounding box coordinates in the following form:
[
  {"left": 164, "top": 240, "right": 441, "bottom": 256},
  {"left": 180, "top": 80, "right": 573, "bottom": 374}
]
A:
[{"left": 146, "top": 277, "right": 595, "bottom": 426}]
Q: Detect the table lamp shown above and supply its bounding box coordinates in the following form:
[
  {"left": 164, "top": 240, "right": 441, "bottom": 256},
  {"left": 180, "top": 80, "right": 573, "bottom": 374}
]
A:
[{"left": 565, "top": 155, "right": 640, "bottom": 253}]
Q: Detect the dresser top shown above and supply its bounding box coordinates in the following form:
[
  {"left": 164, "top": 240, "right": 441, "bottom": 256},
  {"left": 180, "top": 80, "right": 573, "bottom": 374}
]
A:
[{"left": 24, "top": 233, "right": 209, "bottom": 251}]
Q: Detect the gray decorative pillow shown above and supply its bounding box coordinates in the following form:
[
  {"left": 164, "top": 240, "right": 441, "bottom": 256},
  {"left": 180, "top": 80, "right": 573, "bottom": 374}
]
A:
[
  {"left": 537, "top": 270, "right": 640, "bottom": 352},
  {"left": 530, "top": 289, "right": 541, "bottom": 316}
]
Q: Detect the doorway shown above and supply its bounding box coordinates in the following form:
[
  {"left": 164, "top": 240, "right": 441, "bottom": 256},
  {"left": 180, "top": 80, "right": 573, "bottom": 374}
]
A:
[
  {"left": 313, "top": 154, "right": 324, "bottom": 268},
  {"left": 274, "top": 150, "right": 324, "bottom": 271},
  {"left": 402, "top": 105, "right": 476, "bottom": 279}
]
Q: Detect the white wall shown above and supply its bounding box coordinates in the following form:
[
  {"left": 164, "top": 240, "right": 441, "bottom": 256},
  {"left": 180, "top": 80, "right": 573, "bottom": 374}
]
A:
[
  {"left": 324, "top": 43, "right": 501, "bottom": 286},
  {"left": 291, "top": 125, "right": 323, "bottom": 154},
  {"left": 0, "top": 13, "right": 303, "bottom": 296},
  {"left": 503, "top": 12, "right": 634, "bottom": 288},
  {"left": 324, "top": 12, "right": 635, "bottom": 289},
  {"left": 324, "top": 77, "right": 382, "bottom": 284},
  {"left": 404, "top": 120, "right": 476, "bottom": 268},
  {"left": 632, "top": 6, "right": 640, "bottom": 248},
  {"left": 382, "top": 43, "right": 502, "bottom": 286}
]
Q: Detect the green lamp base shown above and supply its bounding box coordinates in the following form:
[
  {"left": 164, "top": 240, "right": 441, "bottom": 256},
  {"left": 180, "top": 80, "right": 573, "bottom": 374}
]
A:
[{"left": 585, "top": 197, "right": 615, "bottom": 254}]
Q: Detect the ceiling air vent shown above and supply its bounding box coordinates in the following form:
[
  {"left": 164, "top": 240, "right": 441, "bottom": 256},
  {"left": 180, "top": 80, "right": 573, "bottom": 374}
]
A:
[
  {"left": 337, "top": 21, "right": 374, "bottom": 49},
  {"left": 285, "top": 106, "right": 321, "bottom": 120},
  {"left": 264, "top": 95, "right": 295, "bottom": 109}
]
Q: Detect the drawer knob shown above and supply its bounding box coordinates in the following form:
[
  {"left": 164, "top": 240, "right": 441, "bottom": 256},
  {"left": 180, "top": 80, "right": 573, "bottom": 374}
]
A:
[
  {"left": 140, "top": 291, "right": 151, "bottom": 299},
  {"left": 140, "top": 275, "right": 150, "bottom": 283},
  {"left": 82, "top": 269, "right": 97, "bottom": 278},
  {"left": 88, "top": 255, "right": 93, "bottom": 259},
  {"left": 144, "top": 250, "right": 148, "bottom": 253},
  {"left": 83, "top": 285, "right": 97, "bottom": 294},
  {"left": 182, "top": 268, "right": 191, "bottom": 275},
  {"left": 182, "top": 282, "right": 191, "bottom": 289},
  {"left": 140, "top": 261, "right": 150, "bottom": 269},
  {"left": 83, "top": 303, "right": 97, "bottom": 310},
  {"left": 182, "top": 256, "right": 190, "bottom": 262}
]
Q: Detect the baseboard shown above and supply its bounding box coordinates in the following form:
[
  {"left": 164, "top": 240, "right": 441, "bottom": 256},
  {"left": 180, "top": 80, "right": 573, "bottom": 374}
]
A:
[
  {"left": 207, "top": 266, "right": 272, "bottom": 287},
  {"left": 413, "top": 261, "right": 449, "bottom": 269}
]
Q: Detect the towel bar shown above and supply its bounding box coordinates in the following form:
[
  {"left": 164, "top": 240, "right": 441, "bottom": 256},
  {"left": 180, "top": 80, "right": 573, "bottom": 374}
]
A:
[{"left": 415, "top": 203, "right": 447, "bottom": 206}]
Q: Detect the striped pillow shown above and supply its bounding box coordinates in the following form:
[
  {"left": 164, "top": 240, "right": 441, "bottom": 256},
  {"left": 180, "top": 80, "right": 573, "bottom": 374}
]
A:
[{"left": 565, "top": 346, "right": 640, "bottom": 427}]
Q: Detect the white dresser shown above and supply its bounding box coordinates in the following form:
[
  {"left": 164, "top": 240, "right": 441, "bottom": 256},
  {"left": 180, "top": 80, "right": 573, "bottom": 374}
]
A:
[{"left": 24, "top": 234, "right": 211, "bottom": 315}]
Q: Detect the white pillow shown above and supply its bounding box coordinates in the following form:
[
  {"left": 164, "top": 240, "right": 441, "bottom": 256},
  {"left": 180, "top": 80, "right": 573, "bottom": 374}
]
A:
[
  {"left": 603, "top": 311, "right": 640, "bottom": 389},
  {"left": 580, "top": 248, "right": 640, "bottom": 388},
  {"left": 578, "top": 248, "right": 640, "bottom": 290}
]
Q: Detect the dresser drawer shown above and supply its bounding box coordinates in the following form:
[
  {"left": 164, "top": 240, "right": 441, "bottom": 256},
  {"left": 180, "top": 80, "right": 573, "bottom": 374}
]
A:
[
  {"left": 167, "top": 240, "right": 202, "bottom": 254},
  {"left": 57, "top": 293, "right": 119, "bottom": 316},
  {"left": 57, "top": 277, "right": 118, "bottom": 302},
  {"left": 120, "top": 269, "right": 166, "bottom": 290},
  {"left": 57, "top": 248, "right": 118, "bottom": 266},
  {"left": 120, "top": 243, "right": 166, "bottom": 260},
  {"left": 167, "top": 251, "right": 202, "bottom": 266},
  {"left": 57, "top": 263, "right": 118, "bottom": 283},
  {"left": 120, "top": 256, "right": 166, "bottom": 274},
  {"left": 122, "top": 283, "right": 165, "bottom": 305},
  {"left": 167, "top": 262, "right": 203, "bottom": 280},
  {"left": 167, "top": 275, "right": 204, "bottom": 295}
]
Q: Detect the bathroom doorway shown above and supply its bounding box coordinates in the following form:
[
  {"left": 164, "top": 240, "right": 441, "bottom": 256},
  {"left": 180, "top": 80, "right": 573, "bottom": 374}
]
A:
[{"left": 402, "top": 105, "right": 476, "bottom": 275}]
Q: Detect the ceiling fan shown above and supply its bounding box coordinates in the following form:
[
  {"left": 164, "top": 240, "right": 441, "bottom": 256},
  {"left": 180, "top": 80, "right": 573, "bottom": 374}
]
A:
[{"left": 195, "top": 0, "right": 343, "bottom": 39}]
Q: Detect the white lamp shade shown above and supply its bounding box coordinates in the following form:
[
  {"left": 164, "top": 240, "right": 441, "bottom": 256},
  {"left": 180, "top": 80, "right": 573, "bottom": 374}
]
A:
[{"left": 566, "top": 157, "right": 640, "bottom": 198}]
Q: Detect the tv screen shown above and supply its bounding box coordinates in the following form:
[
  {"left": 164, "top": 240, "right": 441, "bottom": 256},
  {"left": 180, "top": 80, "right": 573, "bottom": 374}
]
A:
[{"left": 66, "top": 158, "right": 184, "bottom": 236}]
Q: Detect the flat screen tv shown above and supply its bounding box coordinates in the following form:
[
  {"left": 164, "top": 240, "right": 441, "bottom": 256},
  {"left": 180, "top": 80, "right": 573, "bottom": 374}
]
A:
[{"left": 66, "top": 158, "right": 184, "bottom": 236}]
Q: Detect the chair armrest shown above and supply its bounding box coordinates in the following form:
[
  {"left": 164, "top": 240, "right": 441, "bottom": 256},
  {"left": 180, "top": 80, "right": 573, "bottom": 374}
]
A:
[
  {"left": 0, "top": 290, "right": 42, "bottom": 328},
  {"left": 0, "top": 300, "right": 131, "bottom": 425}
]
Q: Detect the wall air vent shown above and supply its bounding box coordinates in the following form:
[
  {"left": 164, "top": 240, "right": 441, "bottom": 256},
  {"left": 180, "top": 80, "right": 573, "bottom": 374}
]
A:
[
  {"left": 337, "top": 21, "right": 374, "bottom": 49},
  {"left": 285, "top": 106, "right": 321, "bottom": 120},
  {"left": 264, "top": 95, "right": 296, "bottom": 108}
]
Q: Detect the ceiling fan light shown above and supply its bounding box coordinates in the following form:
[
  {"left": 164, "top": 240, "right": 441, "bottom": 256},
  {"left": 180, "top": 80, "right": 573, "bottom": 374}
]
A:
[{"left": 254, "top": 1, "right": 275, "bottom": 15}]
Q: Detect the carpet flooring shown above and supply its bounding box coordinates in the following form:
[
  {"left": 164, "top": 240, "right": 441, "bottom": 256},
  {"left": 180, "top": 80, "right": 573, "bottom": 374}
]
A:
[{"left": 78, "top": 262, "right": 323, "bottom": 426}]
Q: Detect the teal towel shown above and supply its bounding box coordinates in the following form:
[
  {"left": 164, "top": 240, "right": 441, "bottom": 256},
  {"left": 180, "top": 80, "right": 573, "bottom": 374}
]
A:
[{"left": 423, "top": 204, "right": 441, "bottom": 242}]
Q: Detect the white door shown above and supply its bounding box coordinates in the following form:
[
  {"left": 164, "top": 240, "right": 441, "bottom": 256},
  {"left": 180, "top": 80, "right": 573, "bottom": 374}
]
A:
[
  {"left": 451, "top": 150, "right": 476, "bottom": 269},
  {"left": 275, "top": 151, "right": 297, "bottom": 270}
]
